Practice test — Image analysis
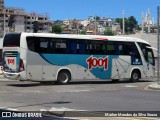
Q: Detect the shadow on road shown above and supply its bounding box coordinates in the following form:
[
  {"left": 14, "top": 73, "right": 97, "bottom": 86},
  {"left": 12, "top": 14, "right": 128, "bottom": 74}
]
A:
[
  {"left": 69, "top": 79, "right": 154, "bottom": 85},
  {"left": 6, "top": 79, "right": 154, "bottom": 87}
]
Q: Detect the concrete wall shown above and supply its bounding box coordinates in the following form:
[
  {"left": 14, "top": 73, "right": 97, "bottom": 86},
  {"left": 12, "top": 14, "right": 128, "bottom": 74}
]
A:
[{"left": 119, "top": 33, "right": 158, "bottom": 57}]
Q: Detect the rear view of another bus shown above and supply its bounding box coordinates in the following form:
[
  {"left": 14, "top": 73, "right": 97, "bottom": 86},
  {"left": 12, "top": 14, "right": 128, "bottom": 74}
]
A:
[{"left": 3, "top": 33, "right": 25, "bottom": 80}]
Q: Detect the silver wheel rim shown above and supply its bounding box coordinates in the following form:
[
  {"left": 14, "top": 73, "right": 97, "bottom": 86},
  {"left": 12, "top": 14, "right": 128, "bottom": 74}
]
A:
[
  {"left": 59, "top": 73, "right": 68, "bottom": 82},
  {"left": 133, "top": 73, "right": 138, "bottom": 80}
]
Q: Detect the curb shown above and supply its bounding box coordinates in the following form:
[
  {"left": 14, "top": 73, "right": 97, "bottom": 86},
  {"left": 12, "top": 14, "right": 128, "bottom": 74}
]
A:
[
  {"left": 0, "top": 76, "right": 17, "bottom": 82},
  {"left": 147, "top": 83, "right": 160, "bottom": 90}
]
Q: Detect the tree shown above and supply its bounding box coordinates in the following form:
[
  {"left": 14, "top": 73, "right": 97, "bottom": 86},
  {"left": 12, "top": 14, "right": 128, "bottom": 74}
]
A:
[
  {"left": 33, "top": 21, "right": 39, "bottom": 33},
  {"left": 52, "top": 24, "right": 63, "bottom": 34},
  {"left": 80, "top": 31, "right": 87, "bottom": 35},
  {"left": 128, "top": 16, "right": 138, "bottom": 33},
  {"left": 116, "top": 16, "right": 138, "bottom": 34},
  {"left": 104, "top": 28, "right": 115, "bottom": 36},
  {"left": 144, "top": 27, "right": 148, "bottom": 33},
  {"left": 94, "top": 16, "right": 100, "bottom": 21}
]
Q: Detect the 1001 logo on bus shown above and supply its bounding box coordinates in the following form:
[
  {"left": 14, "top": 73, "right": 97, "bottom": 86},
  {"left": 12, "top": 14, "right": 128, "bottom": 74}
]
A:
[
  {"left": 7, "top": 59, "right": 15, "bottom": 65},
  {"left": 86, "top": 56, "right": 108, "bottom": 70}
]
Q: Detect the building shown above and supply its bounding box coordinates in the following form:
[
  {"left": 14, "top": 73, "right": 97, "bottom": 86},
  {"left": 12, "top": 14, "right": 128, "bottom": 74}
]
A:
[
  {"left": 25, "top": 12, "right": 51, "bottom": 33},
  {"left": 0, "top": 0, "right": 51, "bottom": 37}
]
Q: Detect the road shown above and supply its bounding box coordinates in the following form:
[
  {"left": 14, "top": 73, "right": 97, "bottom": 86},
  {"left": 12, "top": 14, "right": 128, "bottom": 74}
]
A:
[{"left": 0, "top": 78, "right": 160, "bottom": 119}]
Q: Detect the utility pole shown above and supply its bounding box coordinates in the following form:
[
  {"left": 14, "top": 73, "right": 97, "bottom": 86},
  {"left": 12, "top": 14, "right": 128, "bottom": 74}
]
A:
[
  {"left": 122, "top": 9, "right": 125, "bottom": 35},
  {"left": 3, "top": 8, "right": 5, "bottom": 35},
  {"left": 147, "top": 9, "right": 151, "bottom": 33},
  {"left": 157, "top": 6, "right": 160, "bottom": 85},
  {"left": 95, "top": 15, "right": 96, "bottom": 35},
  {"left": 77, "top": 20, "right": 79, "bottom": 34},
  {"left": 152, "top": 17, "right": 154, "bottom": 26},
  {"left": 142, "top": 12, "right": 144, "bottom": 33}
]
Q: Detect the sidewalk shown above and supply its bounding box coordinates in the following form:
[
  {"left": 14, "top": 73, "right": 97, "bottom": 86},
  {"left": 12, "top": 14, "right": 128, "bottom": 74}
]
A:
[
  {"left": 0, "top": 75, "right": 15, "bottom": 82},
  {"left": 147, "top": 82, "right": 160, "bottom": 90}
]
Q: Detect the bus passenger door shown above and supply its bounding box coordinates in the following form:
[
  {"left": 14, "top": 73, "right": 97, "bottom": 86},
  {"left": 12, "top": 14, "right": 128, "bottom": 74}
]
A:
[{"left": 144, "top": 50, "right": 154, "bottom": 77}]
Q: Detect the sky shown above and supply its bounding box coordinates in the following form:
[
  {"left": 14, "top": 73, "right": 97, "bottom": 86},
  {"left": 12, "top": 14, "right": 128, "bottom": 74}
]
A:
[{"left": 5, "top": 0, "right": 160, "bottom": 24}]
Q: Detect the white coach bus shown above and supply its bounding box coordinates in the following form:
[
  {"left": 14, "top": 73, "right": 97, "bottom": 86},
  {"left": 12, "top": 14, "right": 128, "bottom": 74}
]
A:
[{"left": 2, "top": 32, "right": 155, "bottom": 84}]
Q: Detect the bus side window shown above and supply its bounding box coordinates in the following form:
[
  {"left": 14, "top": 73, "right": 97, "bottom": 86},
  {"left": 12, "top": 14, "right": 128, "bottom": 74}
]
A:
[
  {"left": 86, "top": 43, "right": 92, "bottom": 54},
  {"left": 26, "top": 37, "right": 36, "bottom": 52},
  {"left": 131, "top": 43, "right": 141, "bottom": 58},
  {"left": 39, "top": 38, "right": 49, "bottom": 53},
  {"left": 55, "top": 39, "right": 67, "bottom": 54},
  {"left": 119, "top": 42, "right": 131, "bottom": 55},
  {"left": 79, "top": 41, "right": 86, "bottom": 54},
  {"left": 106, "top": 42, "right": 116, "bottom": 55},
  {"left": 49, "top": 39, "right": 55, "bottom": 53},
  {"left": 69, "top": 40, "right": 77, "bottom": 54}
]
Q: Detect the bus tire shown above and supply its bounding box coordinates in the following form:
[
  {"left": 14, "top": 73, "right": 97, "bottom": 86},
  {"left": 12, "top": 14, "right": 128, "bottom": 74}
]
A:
[
  {"left": 57, "top": 70, "right": 71, "bottom": 85},
  {"left": 130, "top": 70, "right": 140, "bottom": 82}
]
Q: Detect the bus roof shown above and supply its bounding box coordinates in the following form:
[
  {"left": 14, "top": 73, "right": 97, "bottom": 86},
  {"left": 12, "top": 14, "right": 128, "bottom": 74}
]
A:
[{"left": 8, "top": 32, "right": 150, "bottom": 45}]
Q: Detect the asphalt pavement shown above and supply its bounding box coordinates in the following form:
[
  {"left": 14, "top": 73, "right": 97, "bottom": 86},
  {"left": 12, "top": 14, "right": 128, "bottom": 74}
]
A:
[
  {"left": 147, "top": 80, "right": 160, "bottom": 90},
  {"left": 0, "top": 74, "right": 160, "bottom": 91}
]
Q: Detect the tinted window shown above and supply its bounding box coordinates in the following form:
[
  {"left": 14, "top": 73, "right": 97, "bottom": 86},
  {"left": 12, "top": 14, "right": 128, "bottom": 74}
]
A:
[
  {"left": 106, "top": 42, "right": 116, "bottom": 55},
  {"left": 118, "top": 42, "right": 140, "bottom": 58},
  {"left": 27, "top": 37, "right": 68, "bottom": 54},
  {"left": 86, "top": 41, "right": 106, "bottom": 55},
  {"left": 27, "top": 37, "right": 50, "bottom": 53},
  {"left": 52, "top": 39, "right": 68, "bottom": 54},
  {"left": 26, "top": 36, "right": 141, "bottom": 57},
  {"left": 3, "top": 33, "right": 20, "bottom": 47}
]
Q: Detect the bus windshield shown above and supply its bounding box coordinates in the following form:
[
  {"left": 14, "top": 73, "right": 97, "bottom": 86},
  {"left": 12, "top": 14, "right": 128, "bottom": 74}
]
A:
[{"left": 138, "top": 42, "right": 155, "bottom": 66}]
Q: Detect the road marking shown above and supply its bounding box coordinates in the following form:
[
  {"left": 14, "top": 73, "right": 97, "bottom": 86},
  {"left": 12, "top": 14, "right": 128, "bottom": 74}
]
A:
[
  {"left": 6, "top": 108, "right": 18, "bottom": 111},
  {"left": 0, "top": 107, "right": 7, "bottom": 109},
  {"left": 124, "top": 85, "right": 138, "bottom": 88},
  {"left": 57, "top": 89, "right": 91, "bottom": 93},
  {"left": 0, "top": 107, "right": 17, "bottom": 111}
]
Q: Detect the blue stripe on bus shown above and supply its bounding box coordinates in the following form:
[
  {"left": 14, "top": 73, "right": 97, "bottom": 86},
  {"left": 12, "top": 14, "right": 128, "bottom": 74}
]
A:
[{"left": 39, "top": 54, "right": 118, "bottom": 79}]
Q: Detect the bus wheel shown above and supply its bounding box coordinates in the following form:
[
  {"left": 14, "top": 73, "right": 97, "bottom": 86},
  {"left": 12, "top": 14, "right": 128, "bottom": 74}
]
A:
[
  {"left": 57, "top": 70, "right": 71, "bottom": 85},
  {"left": 130, "top": 70, "right": 140, "bottom": 82}
]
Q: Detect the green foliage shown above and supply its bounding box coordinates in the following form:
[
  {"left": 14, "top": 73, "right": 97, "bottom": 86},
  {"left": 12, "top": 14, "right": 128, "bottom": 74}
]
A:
[
  {"left": 104, "top": 29, "right": 115, "bottom": 36},
  {"left": 52, "top": 24, "right": 63, "bottom": 34},
  {"left": 94, "top": 16, "right": 100, "bottom": 20},
  {"left": 128, "top": 16, "right": 138, "bottom": 33},
  {"left": 116, "top": 16, "right": 138, "bottom": 34},
  {"left": 137, "top": 25, "right": 141, "bottom": 31},
  {"left": 80, "top": 31, "right": 87, "bottom": 35},
  {"left": 144, "top": 27, "right": 148, "bottom": 33}
]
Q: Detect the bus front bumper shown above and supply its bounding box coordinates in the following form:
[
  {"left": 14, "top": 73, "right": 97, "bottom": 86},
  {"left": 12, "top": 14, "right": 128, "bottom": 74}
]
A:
[{"left": 3, "top": 72, "right": 22, "bottom": 80}]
